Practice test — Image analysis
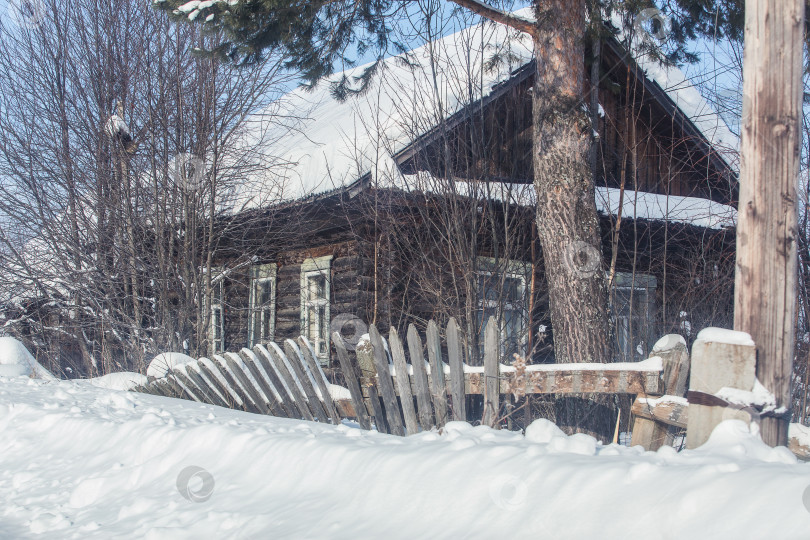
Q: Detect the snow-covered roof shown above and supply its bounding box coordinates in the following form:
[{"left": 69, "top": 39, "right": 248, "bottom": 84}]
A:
[
  {"left": 232, "top": 9, "right": 738, "bottom": 210},
  {"left": 232, "top": 18, "right": 534, "bottom": 207},
  {"left": 400, "top": 173, "right": 736, "bottom": 230}
]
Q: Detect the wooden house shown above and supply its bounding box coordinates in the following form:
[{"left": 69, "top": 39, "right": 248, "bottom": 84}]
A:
[{"left": 192, "top": 21, "right": 739, "bottom": 367}]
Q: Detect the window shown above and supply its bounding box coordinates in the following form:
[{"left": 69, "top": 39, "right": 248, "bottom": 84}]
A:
[
  {"left": 248, "top": 264, "right": 277, "bottom": 347},
  {"left": 209, "top": 271, "right": 225, "bottom": 354},
  {"left": 611, "top": 272, "right": 657, "bottom": 362},
  {"left": 300, "top": 256, "right": 332, "bottom": 363},
  {"left": 476, "top": 257, "right": 530, "bottom": 362}
]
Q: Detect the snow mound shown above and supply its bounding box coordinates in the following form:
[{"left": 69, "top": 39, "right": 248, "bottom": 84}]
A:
[
  {"left": 146, "top": 352, "right": 196, "bottom": 379},
  {"left": 87, "top": 372, "right": 148, "bottom": 391},
  {"left": 1, "top": 378, "right": 809, "bottom": 537},
  {"left": 0, "top": 336, "right": 56, "bottom": 380}
]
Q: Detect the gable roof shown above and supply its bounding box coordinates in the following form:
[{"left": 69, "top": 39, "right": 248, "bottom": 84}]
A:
[{"left": 230, "top": 10, "right": 738, "bottom": 210}]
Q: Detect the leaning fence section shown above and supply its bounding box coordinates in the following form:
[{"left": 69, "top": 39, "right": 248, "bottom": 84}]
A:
[{"left": 133, "top": 317, "right": 809, "bottom": 458}]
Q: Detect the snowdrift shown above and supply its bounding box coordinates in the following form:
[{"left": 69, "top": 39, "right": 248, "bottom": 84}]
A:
[{"left": 1, "top": 376, "right": 809, "bottom": 538}]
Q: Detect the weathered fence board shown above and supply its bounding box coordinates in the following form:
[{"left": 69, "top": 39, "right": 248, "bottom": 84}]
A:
[
  {"left": 298, "top": 337, "right": 342, "bottom": 425},
  {"left": 265, "top": 343, "right": 315, "bottom": 421},
  {"left": 212, "top": 355, "right": 258, "bottom": 413},
  {"left": 284, "top": 340, "right": 330, "bottom": 423},
  {"left": 224, "top": 353, "right": 271, "bottom": 415},
  {"left": 483, "top": 318, "right": 499, "bottom": 427},
  {"left": 253, "top": 345, "right": 298, "bottom": 418},
  {"left": 369, "top": 325, "right": 406, "bottom": 436},
  {"left": 407, "top": 324, "right": 434, "bottom": 431},
  {"left": 332, "top": 331, "right": 371, "bottom": 430},
  {"left": 446, "top": 317, "right": 466, "bottom": 422},
  {"left": 426, "top": 320, "right": 448, "bottom": 426},
  {"left": 238, "top": 349, "right": 287, "bottom": 417},
  {"left": 389, "top": 328, "right": 419, "bottom": 435}
]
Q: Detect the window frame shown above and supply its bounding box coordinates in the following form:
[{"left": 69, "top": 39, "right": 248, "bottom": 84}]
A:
[
  {"left": 475, "top": 257, "right": 531, "bottom": 361},
  {"left": 611, "top": 272, "right": 657, "bottom": 362},
  {"left": 248, "top": 263, "right": 277, "bottom": 347},
  {"left": 300, "top": 255, "right": 332, "bottom": 364}
]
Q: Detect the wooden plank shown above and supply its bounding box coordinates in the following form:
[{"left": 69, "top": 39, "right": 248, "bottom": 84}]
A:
[
  {"left": 238, "top": 349, "right": 287, "bottom": 417},
  {"left": 264, "top": 343, "right": 315, "bottom": 421},
  {"left": 167, "top": 370, "right": 206, "bottom": 403},
  {"left": 425, "top": 320, "right": 448, "bottom": 427},
  {"left": 186, "top": 363, "right": 230, "bottom": 408},
  {"left": 284, "top": 339, "right": 330, "bottom": 423},
  {"left": 389, "top": 328, "right": 418, "bottom": 435},
  {"left": 212, "top": 355, "right": 261, "bottom": 414},
  {"left": 165, "top": 374, "right": 195, "bottom": 401},
  {"left": 460, "top": 368, "right": 660, "bottom": 395},
  {"left": 297, "top": 336, "right": 342, "bottom": 424},
  {"left": 367, "top": 385, "right": 389, "bottom": 434},
  {"left": 153, "top": 380, "right": 175, "bottom": 398},
  {"left": 196, "top": 360, "right": 241, "bottom": 408},
  {"left": 332, "top": 331, "right": 371, "bottom": 430},
  {"left": 253, "top": 345, "right": 298, "bottom": 418},
  {"left": 482, "top": 317, "right": 499, "bottom": 427},
  {"left": 407, "top": 324, "right": 434, "bottom": 431},
  {"left": 354, "top": 335, "right": 383, "bottom": 431},
  {"left": 631, "top": 397, "right": 688, "bottom": 430},
  {"left": 369, "top": 324, "right": 405, "bottom": 436},
  {"left": 446, "top": 317, "right": 466, "bottom": 422},
  {"left": 224, "top": 353, "right": 271, "bottom": 415}
]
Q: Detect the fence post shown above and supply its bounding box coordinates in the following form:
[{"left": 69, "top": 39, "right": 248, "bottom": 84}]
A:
[
  {"left": 686, "top": 328, "right": 757, "bottom": 449},
  {"left": 630, "top": 335, "right": 689, "bottom": 450}
]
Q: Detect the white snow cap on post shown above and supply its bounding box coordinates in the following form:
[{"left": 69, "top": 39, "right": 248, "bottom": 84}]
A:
[
  {"left": 0, "top": 337, "right": 57, "bottom": 380},
  {"left": 695, "top": 327, "right": 755, "bottom": 347}
]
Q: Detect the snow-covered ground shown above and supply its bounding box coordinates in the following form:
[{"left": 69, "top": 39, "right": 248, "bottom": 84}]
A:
[{"left": 1, "top": 376, "right": 809, "bottom": 539}]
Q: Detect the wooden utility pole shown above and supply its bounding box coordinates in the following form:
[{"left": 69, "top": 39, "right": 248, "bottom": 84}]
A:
[{"left": 734, "top": 0, "right": 805, "bottom": 446}]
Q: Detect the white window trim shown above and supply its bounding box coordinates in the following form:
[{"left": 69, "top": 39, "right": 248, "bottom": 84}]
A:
[
  {"left": 476, "top": 257, "right": 531, "bottom": 358},
  {"left": 248, "top": 263, "right": 277, "bottom": 347},
  {"left": 300, "top": 255, "right": 332, "bottom": 364},
  {"left": 209, "top": 268, "right": 225, "bottom": 355}
]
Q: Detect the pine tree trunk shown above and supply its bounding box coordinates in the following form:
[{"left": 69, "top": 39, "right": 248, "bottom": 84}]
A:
[{"left": 532, "top": 0, "right": 613, "bottom": 439}]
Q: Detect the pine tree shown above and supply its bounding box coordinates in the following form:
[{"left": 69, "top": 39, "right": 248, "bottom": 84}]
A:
[{"left": 155, "top": 0, "right": 750, "bottom": 438}]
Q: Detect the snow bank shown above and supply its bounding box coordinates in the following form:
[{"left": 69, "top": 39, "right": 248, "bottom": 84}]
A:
[
  {"left": 86, "top": 372, "right": 148, "bottom": 392},
  {"left": 1, "top": 377, "right": 809, "bottom": 538},
  {"left": 146, "top": 352, "right": 196, "bottom": 379},
  {"left": 0, "top": 336, "right": 56, "bottom": 380}
]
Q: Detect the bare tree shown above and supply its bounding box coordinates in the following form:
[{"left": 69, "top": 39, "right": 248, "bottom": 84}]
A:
[{"left": 0, "top": 0, "right": 295, "bottom": 375}]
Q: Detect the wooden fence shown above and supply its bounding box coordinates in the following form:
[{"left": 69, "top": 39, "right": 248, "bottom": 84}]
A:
[
  {"left": 134, "top": 317, "right": 680, "bottom": 445},
  {"left": 132, "top": 316, "right": 810, "bottom": 458}
]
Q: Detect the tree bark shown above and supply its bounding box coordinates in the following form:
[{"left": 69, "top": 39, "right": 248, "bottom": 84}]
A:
[
  {"left": 734, "top": 0, "right": 805, "bottom": 447},
  {"left": 532, "top": 0, "right": 613, "bottom": 440},
  {"left": 532, "top": 0, "right": 610, "bottom": 366}
]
